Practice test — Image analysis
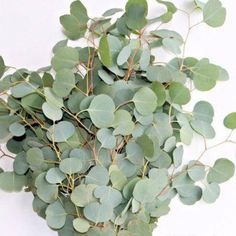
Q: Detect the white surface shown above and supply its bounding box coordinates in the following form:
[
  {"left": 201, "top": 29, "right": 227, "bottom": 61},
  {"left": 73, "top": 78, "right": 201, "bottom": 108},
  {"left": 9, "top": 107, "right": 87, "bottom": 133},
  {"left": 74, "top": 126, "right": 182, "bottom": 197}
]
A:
[{"left": 0, "top": 0, "right": 235, "bottom": 235}]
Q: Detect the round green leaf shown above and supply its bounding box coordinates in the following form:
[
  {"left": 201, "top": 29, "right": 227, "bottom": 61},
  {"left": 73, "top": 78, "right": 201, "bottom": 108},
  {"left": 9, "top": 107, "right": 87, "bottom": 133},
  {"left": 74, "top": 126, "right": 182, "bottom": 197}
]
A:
[
  {"left": 224, "top": 112, "right": 236, "bottom": 130},
  {"left": 51, "top": 46, "right": 79, "bottom": 71},
  {"left": 150, "top": 82, "right": 166, "bottom": 107},
  {"left": 47, "top": 121, "right": 75, "bottom": 142},
  {"left": 169, "top": 82, "right": 190, "bottom": 105},
  {"left": 193, "top": 101, "right": 214, "bottom": 123},
  {"left": 9, "top": 122, "right": 25, "bottom": 137},
  {"left": 26, "top": 147, "right": 44, "bottom": 171},
  {"left": 136, "top": 134, "right": 154, "bottom": 158},
  {"left": 94, "top": 185, "right": 123, "bottom": 208},
  {"left": 98, "top": 35, "right": 112, "bottom": 67},
  {"left": 53, "top": 69, "right": 75, "bottom": 97},
  {"left": 190, "top": 120, "right": 215, "bottom": 139},
  {"left": 35, "top": 173, "right": 58, "bottom": 203},
  {"left": 84, "top": 202, "right": 113, "bottom": 223},
  {"left": 71, "top": 184, "right": 97, "bottom": 207},
  {"left": 207, "top": 158, "right": 235, "bottom": 184},
  {"left": 146, "top": 65, "right": 172, "bottom": 83},
  {"left": 97, "top": 128, "right": 116, "bottom": 149},
  {"left": 127, "top": 219, "right": 152, "bottom": 236},
  {"left": 88, "top": 95, "right": 115, "bottom": 128},
  {"left": 46, "top": 168, "right": 66, "bottom": 184},
  {"left": 133, "top": 179, "right": 163, "bottom": 203},
  {"left": 192, "top": 61, "right": 219, "bottom": 91},
  {"left": 133, "top": 87, "right": 157, "bottom": 115},
  {"left": 203, "top": 0, "right": 226, "bottom": 27},
  {"left": 42, "top": 102, "right": 63, "bottom": 121},
  {"left": 46, "top": 200, "right": 67, "bottom": 229},
  {"left": 117, "top": 45, "right": 131, "bottom": 66},
  {"left": 0, "top": 172, "right": 26, "bottom": 192},
  {"left": 59, "top": 158, "right": 83, "bottom": 175},
  {"left": 112, "top": 110, "right": 135, "bottom": 136},
  {"left": 188, "top": 165, "right": 206, "bottom": 181},
  {"left": 85, "top": 166, "right": 109, "bottom": 186},
  {"left": 73, "top": 218, "right": 90, "bottom": 233},
  {"left": 98, "top": 69, "right": 114, "bottom": 85},
  {"left": 203, "top": 183, "right": 220, "bottom": 203},
  {"left": 125, "top": 0, "right": 148, "bottom": 30}
]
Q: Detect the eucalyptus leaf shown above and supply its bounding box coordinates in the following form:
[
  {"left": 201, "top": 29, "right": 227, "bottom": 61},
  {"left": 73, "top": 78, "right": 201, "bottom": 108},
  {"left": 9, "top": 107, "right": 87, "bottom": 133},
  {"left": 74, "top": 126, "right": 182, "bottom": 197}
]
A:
[
  {"left": 0, "top": 172, "right": 26, "bottom": 192},
  {"left": 203, "top": 0, "right": 226, "bottom": 27},
  {"left": 207, "top": 158, "right": 235, "bottom": 184},
  {"left": 46, "top": 200, "right": 67, "bottom": 229}
]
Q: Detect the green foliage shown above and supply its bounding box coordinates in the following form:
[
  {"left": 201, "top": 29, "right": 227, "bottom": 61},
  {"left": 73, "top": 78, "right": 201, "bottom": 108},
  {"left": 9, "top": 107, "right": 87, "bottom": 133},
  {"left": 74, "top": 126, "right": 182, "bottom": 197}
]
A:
[
  {"left": 203, "top": 0, "right": 226, "bottom": 27},
  {"left": 207, "top": 158, "right": 235, "bottom": 184},
  {"left": 224, "top": 112, "right": 236, "bottom": 130},
  {"left": 0, "top": 0, "right": 235, "bottom": 235}
]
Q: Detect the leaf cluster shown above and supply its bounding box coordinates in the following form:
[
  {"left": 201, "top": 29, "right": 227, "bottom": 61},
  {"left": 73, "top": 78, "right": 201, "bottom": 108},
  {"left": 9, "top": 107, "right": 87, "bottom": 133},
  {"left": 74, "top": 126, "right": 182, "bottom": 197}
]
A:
[{"left": 0, "top": 0, "right": 235, "bottom": 235}]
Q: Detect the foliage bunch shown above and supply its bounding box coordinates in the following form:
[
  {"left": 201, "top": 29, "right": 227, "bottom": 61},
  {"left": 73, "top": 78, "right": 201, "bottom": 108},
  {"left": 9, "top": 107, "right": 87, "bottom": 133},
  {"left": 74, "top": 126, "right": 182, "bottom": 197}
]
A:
[{"left": 0, "top": 0, "right": 235, "bottom": 235}]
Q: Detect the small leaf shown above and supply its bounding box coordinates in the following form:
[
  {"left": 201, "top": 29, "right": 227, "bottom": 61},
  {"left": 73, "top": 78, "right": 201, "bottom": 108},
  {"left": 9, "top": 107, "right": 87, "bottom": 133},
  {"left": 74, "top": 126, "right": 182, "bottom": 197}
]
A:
[
  {"left": 99, "top": 35, "right": 112, "bottom": 67},
  {"left": 84, "top": 202, "right": 113, "bottom": 223},
  {"left": 203, "top": 0, "right": 226, "bottom": 27},
  {"left": 26, "top": 147, "right": 44, "bottom": 171},
  {"left": 88, "top": 95, "right": 115, "bottom": 128},
  {"left": 11, "top": 82, "right": 38, "bottom": 98},
  {"left": 133, "top": 87, "right": 157, "bottom": 115},
  {"left": 126, "top": 141, "right": 144, "bottom": 166},
  {"left": 193, "top": 101, "right": 214, "bottom": 123},
  {"left": 94, "top": 185, "right": 123, "bottom": 208},
  {"left": 46, "top": 168, "right": 66, "bottom": 184},
  {"left": 188, "top": 165, "right": 206, "bottom": 181},
  {"left": 103, "top": 8, "right": 123, "bottom": 17},
  {"left": 59, "top": 158, "right": 83, "bottom": 175},
  {"left": 97, "top": 128, "right": 116, "bottom": 149},
  {"left": 136, "top": 134, "right": 154, "bottom": 158},
  {"left": 190, "top": 120, "right": 215, "bottom": 139},
  {"left": 47, "top": 121, "right": 75, "bottom": 143},
  {"left": 98, "top": 69, "right": 114, "bottom": 85},
  {"left": 112, "top": 110, "right": 135, "bottom": 136},
  {"left": 51, "top": 46, "right": 79, "bottom": 71},
  {"left": 42, "top": 102, "right": 63, "bottom": 121},
  {"left": 53, "top": 69, "right": 75, "bottom": 97},
  {"left": 173, "top": 146, "right": 183, "bottom": 168},
  {"left": 9, "top": 122, "right": 25, "bottom": 137},
  {"left": 169, "top": 82, "right": 190, "bottom": 105},
  {"left": 71, "top": 184, "right": 97, "bottom": 207},
  {"left": 117, "top": 45, "right": 131, "bottom": 66},
  {"left": 0, "top": 172, "right": 26, "bottom": 192},
  {"left": 35, "top": 173, "right": 58, "bottom": 203},
  {"left": 73, "top": 218, "right": 90, "bottom": 233},
  {"left": 125, "top": 0, "right": 148, "bottom": 30},
  {"left": 133, "top": 179, "right": 164, "bottom": 203},
  {"left": 203, "top": 183, "right": 220, "bottom": 203},
  {"left": 224, "top": 112, "right": 236, "bottom": 130},
  {"left": 0, "top": 56, "right": 6, "bottom": 78},
  {"left": 44, "top": 87, "right": 64, "bottom": 108},
  {"left": 147, "top": 65, "right": 172, "bottom": 83},
  {"left": 150, "top": 82, "right": 166, "bottom": 107},
  {"left": 85, "top": 166, "right": 109, "bottom": 186},
  {"left": 207, "top": 158, "right": 235, "bottom": 184},
  {"left": 140, "top": 48, "right": 151, "bottom": 70},
  {"left": 192, "top": 60, "right": 219, "bottom": 91},
  {"left": 46, "top": 200, "right": 67, "bottom": 229}
]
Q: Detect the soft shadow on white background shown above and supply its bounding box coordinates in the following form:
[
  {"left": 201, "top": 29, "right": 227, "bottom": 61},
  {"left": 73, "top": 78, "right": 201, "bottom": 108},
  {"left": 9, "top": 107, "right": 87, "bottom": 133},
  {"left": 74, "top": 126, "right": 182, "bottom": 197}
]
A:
[{"left": 0, "top": 0, "right": 235, "bottom": 235}]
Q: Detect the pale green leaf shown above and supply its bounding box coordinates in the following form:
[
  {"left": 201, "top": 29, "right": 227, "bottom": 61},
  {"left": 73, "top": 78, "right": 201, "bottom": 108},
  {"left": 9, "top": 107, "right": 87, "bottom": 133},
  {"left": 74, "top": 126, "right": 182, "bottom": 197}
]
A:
[
  {"left": 207, "top": 158, "right": 235, "bottom": 183},
  {"left": 203, "top": 0, "right": 226, "bottom": 27},
  {"left": 88, "top": 95, "right": 115, "bottom": 128}
]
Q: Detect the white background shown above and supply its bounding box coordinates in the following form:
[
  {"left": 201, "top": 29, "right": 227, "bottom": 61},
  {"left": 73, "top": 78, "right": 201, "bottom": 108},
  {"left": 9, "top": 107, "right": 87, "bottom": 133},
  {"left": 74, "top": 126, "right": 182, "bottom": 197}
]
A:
[{"left": 0, "top": 0, "right": 236, "bottom": 235}]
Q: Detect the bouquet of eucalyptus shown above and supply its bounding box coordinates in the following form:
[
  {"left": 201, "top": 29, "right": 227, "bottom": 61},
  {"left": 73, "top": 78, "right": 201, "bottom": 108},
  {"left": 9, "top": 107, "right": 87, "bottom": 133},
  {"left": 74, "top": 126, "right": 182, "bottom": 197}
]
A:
[{"left": 0, "top": 0, "right": 235, "bottom": 235}]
